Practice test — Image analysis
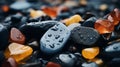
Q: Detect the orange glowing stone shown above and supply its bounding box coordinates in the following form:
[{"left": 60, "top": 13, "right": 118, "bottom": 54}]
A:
[
  {"left": 94, "top": 19, "right": 114, "bottom": 34},
  {"left": 64, "top": 14, "right": 83, "bottom": 26},
  {"left": 41, "top": 6, "right": 58, "bottom": 18},
  {"left": 82, "top": 47, "right": 99, "bottom": 59},
  {"left": 2, "top": 5, "right": 9, "bottom": 12},
  {"left": 30, "top": 9, "right": 46, "bottom": 18},
  {"left": 108, "top": 8, "right": 120, "bottom": 25},
  {"left": 4, "top": 43, "right": 33, "bottom": 62}
]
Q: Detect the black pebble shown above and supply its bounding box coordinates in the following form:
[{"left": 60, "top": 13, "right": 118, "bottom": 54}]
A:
[{"left": 71, "top": 26, "right": 100, "bottom": 46}]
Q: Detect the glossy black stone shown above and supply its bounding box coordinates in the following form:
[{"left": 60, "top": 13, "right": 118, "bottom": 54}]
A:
[
  {"left": 0, "top": 51, "right": 5, "bottom": 66},
  {"left": 82, "top": 17, "right": 97, "bottom": 28},
  {"left": 107, "top": 58, "right": 120, "bottom": 67},
  {"left": 71, "top": 26, "right": 100, "bottom": 46},
  {"left": 83, "top": 12, "right": 95, "bottom": 20},
  {"left": 19, "top": 21, "right": 57, "bottom": 41},
  {"left": 28, "top": 40, "right": 39, "bottom": 50},
  {"left": 0, "top": 24, "right": 9, "bottom": 50},
  {"left": 103, "top": 41, "right": 120, "bottom": 58},
  {"left": 2, "top": 14, "right": 27, "bottom": 31}
]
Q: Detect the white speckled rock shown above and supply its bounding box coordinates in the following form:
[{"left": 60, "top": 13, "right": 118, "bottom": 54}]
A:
[{"left": 40, "top": 22, "right": 71, "bottom": 54}]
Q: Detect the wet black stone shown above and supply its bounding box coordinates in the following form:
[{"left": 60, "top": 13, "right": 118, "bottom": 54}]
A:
[
  {"left": 102, "top": 41, "right": 120, "bottom": 58},
  {"left": 107, "top": 58, "right": 120, "bottom": 67},
  {"left": 0, "top": 24, "right": 9, "bottom": 50},
  {"left": 0, "top": 51, "right": 5, "bottom": 66},
  {"left": 71, "top": 26, "right": 100, "bottom": 46},
  {"left": 28, "top": 40, "right": 39, "bottom": 50},
  {"left": 19, "top": 21, "right": 57, "bottom": 41},
  {"left": 82, "top": 17, "right": 97, "bottom": 28},
  {"left": 2, "top": 14, "right": 27, "bottom": 31},
  {"left": 83, "top": 12, "right": 95, "bottom": 20}
]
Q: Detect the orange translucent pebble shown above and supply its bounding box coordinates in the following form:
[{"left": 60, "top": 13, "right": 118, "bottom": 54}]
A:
[
  {"left": 94, "top": 19, "right": 114, "bottom": 34},
  {"left": 108, "top": 8, "right": 120, "bottom": 25},
  {"left": 4, "top": 43, "right": 33, "bottom": 62},
  {"left": 64, "top": 14, "right": 83, "bottom": 26},
  {"left": 41, "top": 6, "right": 57, "bottom": 18},
  {"left": 2, "top": 5, "right": 9, "bottom": 12},
  {"left": 82, "top": 47, "right": 99, "bottom": 59},
  {"left": 30, "top": 9, "right": 46, "bottom": 18}
]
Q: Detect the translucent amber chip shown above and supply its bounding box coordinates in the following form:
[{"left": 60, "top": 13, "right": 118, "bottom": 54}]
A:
[
  {"left": 30, "top": 9, "right": 46, "bottom": 18},
  {"left": 89, "top": 58, "right": 103, "bottom": 65},
  {"left": 41, "top": 6, "right": 58, "bottom": 18},
  {"left": 4, "top": 43, "right": 33, "bottom": 62},
  {"left": 94, "top": 19, "right": 114, "bottom": 34},
  {"left": 82, "top": 47, "right": 99, "bottom": 59},
  {"left": 64, "top": 14, "right": 83, "bottom": 26},
  {"left": 108, "top": 8, "right": 120, "bottom": 25}
]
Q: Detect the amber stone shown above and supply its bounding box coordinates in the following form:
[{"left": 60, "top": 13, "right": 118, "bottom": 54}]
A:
[
  {"left": 82, "top": 47, "right": 99, "bottom": 59},
  {"left": 2, "top": 5, "right": 9, "bottom": 12},
  {"left": 30, "top": 9, "right": 46, "bottom": 18},
  {"left": 41, "top": 6, "right": 58, "bottom": 18},
  {"left": 46, "top": 62, "right": 61, "bottom": 67},
  {"left": 4, "top": 43, "right": 33, "bottom": 62},
  {"left": 89, "top": 58, "right": 103, "bottom": 66},
  {"left": 108, "top": 8, "right": 120, "bottom": 25},
  {"left": 64, "top": 14, "right": 83, "bottom": 26},
  {"left": 94, "top": 19, "right": 114, "bottom": 34},
  {"left": 10, "top": 28, "right": 25, "bottom": 44}
]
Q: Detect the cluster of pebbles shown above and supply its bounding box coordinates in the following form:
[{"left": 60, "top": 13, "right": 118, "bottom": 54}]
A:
[{"left": 0, "top": 0, "right": 120, "bottom": 67}]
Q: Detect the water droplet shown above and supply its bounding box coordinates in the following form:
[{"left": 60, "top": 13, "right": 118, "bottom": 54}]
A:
[
  {"left": 113, "top": 46, "right": 118, "bottom": 50},
  {"left": 49, "top": 44, "right": 55, "bottom": 48},
  {"left": 51, "top": 27, "right": 58, "bottom": 31},
  {"left": 46, "top": 40, "right": 50, "bottom": 42},
  {"left": 55, "top": 35, "right": 60, "bottom": 39},
  {"left": 48, "top": 34, "right": 52, "bottom": 37},
  {"left": 60, "top": 29, "right": 62, "bottom": 32},
  {"left": 57, "top": 43, "right": 60, "bottom": 45},
  {"left": 59, "top": 38, "right": 64, "bottom": 43}
]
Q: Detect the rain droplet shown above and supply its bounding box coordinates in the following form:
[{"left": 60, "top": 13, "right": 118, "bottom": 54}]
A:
[
  {"left": 59, "top": 38, "right": 64, "bottom": 43},
  {"left": 51, "top": 27, "right": 58, "bottom": 31},
  {"left": 55, "top": 35, "right": 60, "bottom": 39},
  {"left": 48, "top": 34, "right": 52, "bottom": 37},
  {"left": 49, "top": 44, "right": 55, "bottom": 48}
]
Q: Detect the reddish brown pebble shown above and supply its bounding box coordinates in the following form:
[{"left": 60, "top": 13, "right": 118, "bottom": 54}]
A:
[
  {"left": 46, "top": 62, "right": 61, "bottom": 67},
  {"left": 2, "top": 57, "right": 18, "bottom": 67},
  {"left": 7, "top": 57, "right": 18, "bottom": 67},
  {"left": 10, "top": 28, "right": 25, "bottom": 44}
]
